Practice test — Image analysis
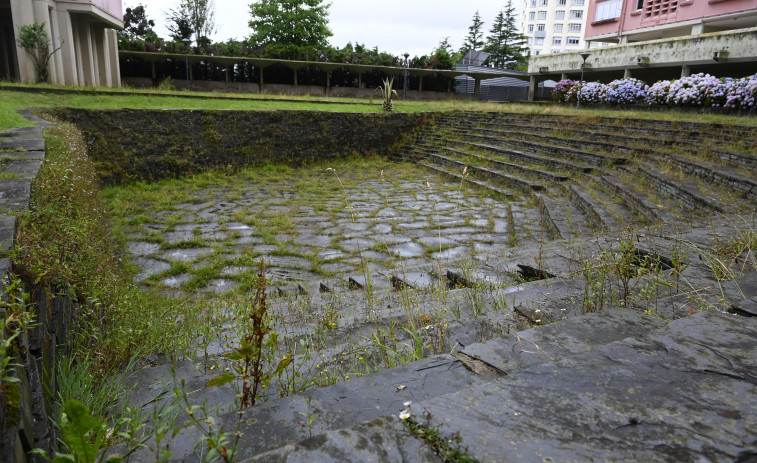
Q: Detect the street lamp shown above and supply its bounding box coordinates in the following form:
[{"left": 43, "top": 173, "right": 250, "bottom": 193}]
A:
[
  {"left": 183, "top": 38, "right": 192, "bottom": 91},
  {"left": 576, "top": 51, "right": 591, "bottom": 109},
  {"left": 403, "top": 52, "right": 409, "bottom": 101}
]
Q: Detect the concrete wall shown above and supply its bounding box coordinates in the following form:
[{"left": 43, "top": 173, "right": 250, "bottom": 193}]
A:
[{"left": 528, "top": 26, "right": 757, "bottom": 79}]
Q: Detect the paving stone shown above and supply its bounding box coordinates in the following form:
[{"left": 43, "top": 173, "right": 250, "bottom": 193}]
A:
[
  {"left": 337, "top": 238, "right": 376, "bottom": 252},
  {"left": 387, "top": 242, "right": 426, "bottom": 258},
  {"left": 1, "top": 160, "right": 42, "bottom": 179},
  {"left": 0, "top": 216, "right": 16, "bottom": 252},
  {"left": 161, "top": 231, "right": 196, "bottom": 244},
  {"left": 132, "top": 258, "right": 172, "bottom": 281},
  {"left": 266, "top": 255, "right": 312, "bottom": 269},
  {"left": 127, "top": 241, "right": 162, "bottom": 256},
  {"left": 320, "top": 262, "right": 356, "bottom": 274},
  {"left": 160, "top": 274, "right": 192, "bottom": 288},
  {"left": 252, "top": 244, "right": 279, "bottom": 254},
  {"left": 221, "top": 266, "right": 252, "bottom": 276},
  {"left": 0, "top": 179, "right": 31, "bottom": 211},
  {"left": 200, "top": 279, "right": 239, "bottom": 294},
  {"left": 391, "top": 271, "right": 435, "bottom": 290},
  {"left": 431, "top": 245, "right": 470, "bottom": 261},
  {"left": 233, "top": 236, "right": 264, "bottom": 245},
  {"left": 294, "top": 233, "right": 333, "bottom": 247},
  {"left": 0, "top": 138, "right": 44, "bottom": 151},
  {"left": 266, "top": 268, "right": 321, "bottom": 282},
  {"left": 160, "top": 247, "right": 215, "bottom": 262}
]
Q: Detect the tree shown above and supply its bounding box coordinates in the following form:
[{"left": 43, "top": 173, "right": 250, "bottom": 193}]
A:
[
  {"left": 484, "top": 1, "right": 528, "bottom": 69},
  {"left": 461, "top": 11, "right": 485, "bottom": 53},
  {"left": 120, "top": 4, "right": 155, "bottom": 39},
  {"left": 428, "top": 37, "right": 455, "bottom": 70},
  {"left": 167, "top": 0, "right": 216, "bottom": 44},
  {"left": 16, "top": 22, "right": 61, "bottom": 83},
  {"left": 248, "top": 0, "right": 332, "bottom": 58}
]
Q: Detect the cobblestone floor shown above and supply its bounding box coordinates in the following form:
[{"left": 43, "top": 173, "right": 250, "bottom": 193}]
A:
[{"left": 114, "top": 161, "right": 546, "bottom": 296}]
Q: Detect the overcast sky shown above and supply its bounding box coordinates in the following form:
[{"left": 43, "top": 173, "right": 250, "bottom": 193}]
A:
[{"left": 126, "top": 0, "right": 522, "bottom": 57}]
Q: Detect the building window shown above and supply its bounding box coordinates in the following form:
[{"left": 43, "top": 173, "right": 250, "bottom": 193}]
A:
[
  {"left": 552, "top": 49, "right": 561, "bottom": 53},
  {"left": 556, "top": 10, "right": 565, "bottom": 19},
  {"left": 534, "top": 50, "right": 542, "bottom": 55},
  {"left": 540, "top": 0, "right": 549, "bottom": 5},
  {"left": 553, "top": 37, "right": 562, "bottom": 45},
  {"left": 643, "top": 0, "right": 678, "bottom": 17},
  {"left": 595, "top": 0, "right": 623, "bottom": 21},
  {"left": 529, "top": 11, "right": 536, "bottom": 20},
  {"left": 527, "top": 37, "right": 533, "bottom": 45},
  {"left": 554, "top": 23, "right": 564, "bottom": 32},
  {"left": 537, "top": 23, "right": 546, "bottom": 31},
  {"left": 538, "top": 10, "right": 547, "bottom": 19},
  {"left": 558, "top": 0, "right": 567, "bottom": 5},
  {"left": 636, "top": 0, "right": 644, "bottom": 9},
  {"left": 569, "top": 23, "right": 582, "bottom": 32},
  {"left": 572, "top": 0, "right": 585, "bottom": 4},
  {"left": 535, "top": 37, "right": 544, "bottom": 45},
  {"left": 567, "top": 36, "right": 580, "bottom": 45},
  {"left": 531, "top": 0, "right": 537, "bottom": 6},
  {"left": 570, "top": 9, "right": 584, "bottom": 19},
  {"left": 528, "top": 24, "right": 535, "bottom": 32}
]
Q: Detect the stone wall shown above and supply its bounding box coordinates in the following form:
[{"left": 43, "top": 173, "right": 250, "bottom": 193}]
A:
[{"left": 51, "top": 109, "right": 433, "bottom": 185}]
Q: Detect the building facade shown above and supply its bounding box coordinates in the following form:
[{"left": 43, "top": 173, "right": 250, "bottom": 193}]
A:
[
  {"left": 585, "top": 0, "right": 757, "bottom": 45},
  {"left": 1, "top": 0, "right": 123, "bottom": 86},
  {"left": 521, "top": 0, "right": 591, "bottom": 56}
]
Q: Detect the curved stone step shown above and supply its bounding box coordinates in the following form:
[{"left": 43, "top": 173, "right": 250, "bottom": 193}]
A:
[
  {"left": 438, "top": 146, "right": 570, "bottom": 183},
  {"left": 423, "top": 152, "right": 546, "bottom": 194},
  {"left": 417, "top": 160, "right": 518, "bottom": 200},
  {"left": 451, "top": 140, "right": 593, "bottom": 175}
]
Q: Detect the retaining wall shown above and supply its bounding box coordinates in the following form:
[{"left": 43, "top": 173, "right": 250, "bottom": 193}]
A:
[{"left": 51, "top": 108, "right": 433, "bottom": 185}]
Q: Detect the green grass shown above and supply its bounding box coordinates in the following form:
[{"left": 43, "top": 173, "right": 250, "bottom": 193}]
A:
[{"left": 3, "top": 82, "right": 757, "bottom": 132}]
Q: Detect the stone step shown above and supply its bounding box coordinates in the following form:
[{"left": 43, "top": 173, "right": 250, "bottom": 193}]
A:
[
  {"left": 416, "top": 160, "right": 518, "bottom": 200},
  {"left": 438, "top": 146, "right": 571, "bottom": 183},
  {"left": 449, "top": 139, "right": 593, "bottom": 175},
  {"left": 454, "top": 127, "right": 629, "bottom": 165},
  {"left": 537, "top": 192, "right": 596, "bottom": 240},
  {"left": 565, "top": 183, "right": 620, "bottom": 232},
  {"left": 627, "top": 166, "right": 727, "bottom": 214},
  {"left": 593, "top": 174, "right": 666, "bottom": 224},
  {"left": 661, "top": 153, "right": 757, "bottom": 202},
  {"left": 423, "top": 152, "right": 547, "bottom": 194}
]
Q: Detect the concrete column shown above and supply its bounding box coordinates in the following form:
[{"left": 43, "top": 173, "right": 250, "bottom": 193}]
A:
[
  {"left": 325, "top": 71, "right": 330, "bottom": 96},
  {"left": 560, "top": 72, "right": 568, "bottom": 81},
  {"left": 528, "top": 75, "right": 536, "bottom": 101},
  {"left": 106, "top": 28, "right": 120, "bottom": 87},
  {"left": 418, "top": 76, "right": 423, "bottom": 92},
  {"left": 358, "top": 73, "right": 362, "bottom": 88},
  {"left": 473, "top": 78, "right": 481, "bottom": 98},
  {"left": 623, "top": 68, "right": 632, "bottom": 78},
  {"left": 89, "top": 24, "right": 102, "bottom": 86},
  {"left": 293, "top": 68, "right": 298, "bottom": 86},
  {"left": 681, "top": 65, "right": 691, "bottom": 77},
  {"left": 225, "top": 67, "right": 228, "bottom": 82},
  {"left": 691, "top": 23, "right": 704, "bottom": 35},
  {"left": 151, "top": 61, "right": 156, "bottom": 83},
  {"left": 47, "top": 5, "right": 63, "bottom": 84},
  {"left": 11, "top": 0, "right": 37, "bottom": 82},
  {"left": 259, "top": 67, "right": 264, "bottom": 92},
  {"left": 619, "top": 36, "right": 629, "bottom": 44},
  {"left": 55, "top": 10, "right": 76, "bottom": 84},
  {"left": 76, "top": 17, "right": 95, "bottom": 85}
]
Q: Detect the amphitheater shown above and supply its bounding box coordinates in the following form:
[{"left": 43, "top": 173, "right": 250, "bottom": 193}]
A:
[{"left": 3, "top": 108, "right": 756, "bottom": 462}]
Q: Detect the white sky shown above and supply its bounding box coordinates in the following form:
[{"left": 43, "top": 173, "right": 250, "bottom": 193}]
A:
[{"left": 127, "top": 1, "right": 521, "bottom": 57}]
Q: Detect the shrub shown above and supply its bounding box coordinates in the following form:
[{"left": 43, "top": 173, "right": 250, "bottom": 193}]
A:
[
  {"left": 666, "top": 73, "right": 729, "bottom": 107},
  {"left": 605, "top": 78, "right": 647, "bottom": 105},
  {"left": 645, "top": 80, "right": 672, "bottom": 105},
  {"left": 552, "top": 79, "right": 577, "bottom": 102},
  {"left": 724, "top": 73, "right": 757, "bottom": 109}
]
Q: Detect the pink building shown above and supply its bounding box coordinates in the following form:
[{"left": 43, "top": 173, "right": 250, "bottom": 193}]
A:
[
  {"left": 585, "top": 0, "right": 757, "bottom": 44},
  {"left": 1, "top": 0, "right": 123, "bottom": 86}
]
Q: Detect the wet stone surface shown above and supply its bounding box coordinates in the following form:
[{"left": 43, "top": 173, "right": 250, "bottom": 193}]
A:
[{"left": 115, "top": 163, "right": 544, "bottom": 297}]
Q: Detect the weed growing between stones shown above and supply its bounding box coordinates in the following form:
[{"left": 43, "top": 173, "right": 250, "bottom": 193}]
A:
[
  {"left": 399, "top": 402, "right": 480, "bottom": 463},
  {"left": 0, "top": 276, "right": 34, "bottom": 428}
]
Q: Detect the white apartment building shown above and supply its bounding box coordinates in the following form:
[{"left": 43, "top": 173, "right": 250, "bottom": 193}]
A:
[{"left": 521, "top": 0, "right": 590, "bottom": 56}]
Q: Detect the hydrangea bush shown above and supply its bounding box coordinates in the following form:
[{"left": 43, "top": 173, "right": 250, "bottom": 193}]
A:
[{"left": 552, "top": 73, "right": 757, "bottom": 109}]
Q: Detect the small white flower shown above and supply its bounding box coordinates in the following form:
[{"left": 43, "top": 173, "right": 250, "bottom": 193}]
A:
[
  {"left": 403, "top": 401, "right": 413, "bottom": 407},
  {"left": 399, "top": 410, "right": 411, "bottom": 420}
]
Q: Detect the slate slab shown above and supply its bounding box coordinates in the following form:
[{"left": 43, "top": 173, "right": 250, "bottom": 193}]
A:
[
  {"left": 0, "top": 179, "right": 31, "bottom": 211},
  {"left": 0, "top": 216, "right": 16, "bottom": 252},
  {"left": 1, "top": 160, "right": 42, "bottom": 179}
]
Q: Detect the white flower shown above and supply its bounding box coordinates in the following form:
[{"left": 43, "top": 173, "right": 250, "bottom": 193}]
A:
[
  {"left": 399, "top": 410, "right": 411, "bottom": 420},
  {"left": 403, "top": 401, "right": 413, "bottom": 407}
]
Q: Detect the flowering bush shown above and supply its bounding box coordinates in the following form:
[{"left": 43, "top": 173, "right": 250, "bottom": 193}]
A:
[
  {"left": 666, "top": 73, "right": 729, "bottom": 107},
  {"left": 645, "top": 80, "right": 672, "bottom": 105},
  {"left": 551, "top": 72, "right": 755, "bottom": 111},
  {"left": 552, "top": 79, "right": 578, "bottom": 102},
  {"left": 605, "top": 78, "right": 647, "bottom": 104},
  {"left": 724, "top": 73, "right": 757, "bottom": 109}
]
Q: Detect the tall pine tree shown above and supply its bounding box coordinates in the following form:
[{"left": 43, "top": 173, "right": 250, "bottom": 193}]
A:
[
  {"left": 461, "top": 11, "right": 485, "bottom": 53},
  {"left": 484, "top": 1, "right": 528, "bottom": 69}
]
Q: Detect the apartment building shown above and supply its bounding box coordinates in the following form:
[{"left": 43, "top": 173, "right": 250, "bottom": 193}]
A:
[
  {"left": 522, "top": 0, "right": 591, "bottom": 56},
  {"left": 1, "top": 0, "right": 123, "bottom": 86}
]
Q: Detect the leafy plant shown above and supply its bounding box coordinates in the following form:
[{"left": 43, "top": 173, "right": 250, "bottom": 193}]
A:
[
  {"left": 375, "top": 77, "right": 398, "bottom": 111},
  {"left": 16, "top": 22, "right": 62, "bottom": 83}
]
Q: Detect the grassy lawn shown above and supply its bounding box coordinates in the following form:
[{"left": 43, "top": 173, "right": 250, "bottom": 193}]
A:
[{"left": 2, "top": 82, "right": 757, "bottom": 132}]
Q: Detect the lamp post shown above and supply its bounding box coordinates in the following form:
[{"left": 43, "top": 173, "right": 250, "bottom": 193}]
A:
[
  {"left": 576, "top": 51, "right": 591, "bottom": 109},
  {"left": 183, "top": 38, "right": 191, "bottom": 91},
  {"left": 403, "top": 52, "right": 409, "bottom": 101}
]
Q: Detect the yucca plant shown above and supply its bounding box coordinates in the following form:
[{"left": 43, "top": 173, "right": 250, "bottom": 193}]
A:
[{"left": 376, "top": 77, "right": 398, "bottom": 111}]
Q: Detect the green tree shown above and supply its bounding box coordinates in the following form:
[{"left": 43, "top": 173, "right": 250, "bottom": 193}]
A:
[
  {"left": 16, "top": 22, "right": 61, "bottom": 83},
  {"left": 120, "top": 5, "right": 155, "bottom": 39},
  {"left": 248, "top": 0, "right": 332, "bottom": 58},
  {"left": 484, "top": 1, "right": 528, "bottom": 69},
  {"left": 429, "top": 37, "right": 455, "bottom": 70},
  {"left": 167, "top": 0, "right": 216, "bottom": 44},
  {"left": 461, "top": 11, "right": 485, "bottom": 53}
]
